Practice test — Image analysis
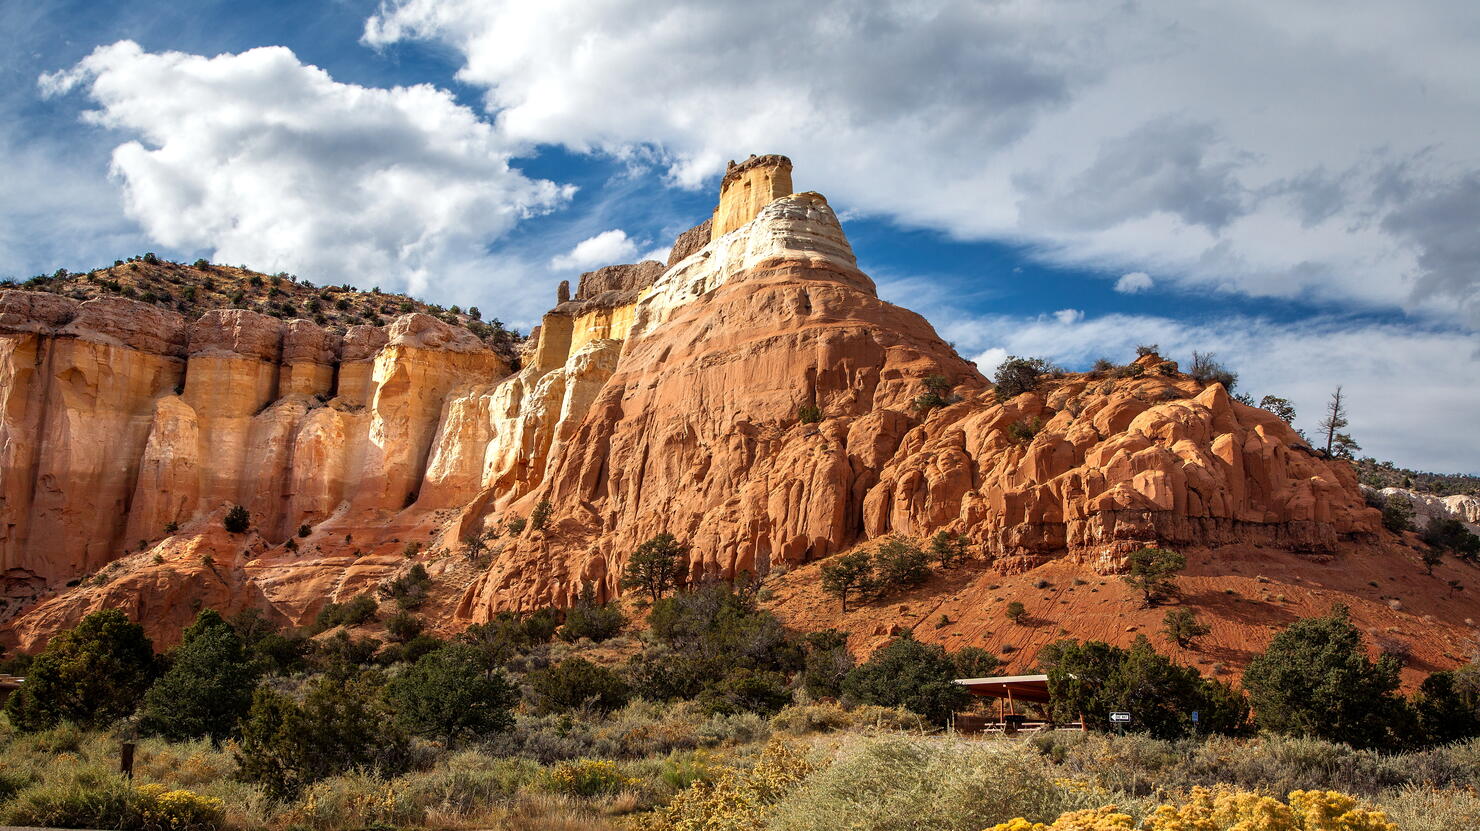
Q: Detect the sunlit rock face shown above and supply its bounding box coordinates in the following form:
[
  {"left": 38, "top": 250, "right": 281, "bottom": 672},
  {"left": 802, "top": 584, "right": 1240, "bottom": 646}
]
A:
[{"left": 0, "top": 154, "right": 1398, "bottom": 666}]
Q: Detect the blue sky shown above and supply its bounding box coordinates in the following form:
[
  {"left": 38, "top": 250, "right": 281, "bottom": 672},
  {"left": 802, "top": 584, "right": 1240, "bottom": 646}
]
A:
[{"left": 4, "top": 0, "right": 1479, "bottom": 473}]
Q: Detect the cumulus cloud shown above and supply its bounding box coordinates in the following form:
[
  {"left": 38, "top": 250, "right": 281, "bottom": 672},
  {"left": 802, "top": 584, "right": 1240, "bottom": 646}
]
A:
[
  {"left": 39, "top": 40, "right": 573, "bottom": 307},
  {"left": 953, "top": 309, "right": 1480, "bottom": 472},
  {"left": 364, "top": 0, "right": 1480, "bottom": 327},
  {"left": 1115, "top": 272, "right": 1154, "bottom": 293},
  {"left": 550, "top": 229, "right": 638, "bottom": 271},
  {"left": 1053, "top": 308, "right": 1084, "bottom": 325}
]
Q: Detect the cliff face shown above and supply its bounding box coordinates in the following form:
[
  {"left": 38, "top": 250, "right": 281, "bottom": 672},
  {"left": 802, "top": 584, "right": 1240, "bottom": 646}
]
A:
[
  {"left": 0, "top": 295, "right": 505, "bottom": 629},
  {"left": 2, "top": 155, "right": 1466, "bottom": 676}
]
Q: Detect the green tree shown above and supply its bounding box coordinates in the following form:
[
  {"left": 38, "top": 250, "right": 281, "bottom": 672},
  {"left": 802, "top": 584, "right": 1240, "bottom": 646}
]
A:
[
  {"left": 1005, "top": 601, "right": 1027, "bottom": 624},
  {"left": 1412, "top": 669, "right": 1480, "bottom": 746},
  {"left": 1381, "top": 495, "right": 1416, "bottom": 533},
  {"left": 223, "top": 504, "right": 251, "bottom": 534},
  {"left": 1241, "top": 605, "right": 1406, "bottom": 749},
  {"left": 821, "top": 551, "right": 875, "bottom": 612},
  {"left": 1422, "top": 517, "right": 1480, "bottom": 562},
  {"left": 236, "top": 674, "right": 405, "bottom": 799},
  {"left": 557, "top": 583, "right": 625, "bottom": 642},
  {"left": 1042, "top": 636, "right": 1247, "bottom": 738},
  {"left": 872, "top": 538, "right": 932, "bottom": 591},
  {"left": 1122, "top": 547, "right": 1186, "bottom": 606},
  {"left": 801, "top": 629, "right": 855, "bottom": 699},
  {"left": 841, "top": 631, "right": 970, "bottom": 725},
  {"left": 1258, "top": 395, "right": 1297, "bottom": 424},
  {"left": 620, "top": 532, "right": 689, "bottom": 602},
  {"left": 951, "top": 646, "right": 1002, "bottom": 679},
  {"left": 384, "top": 643, "right": 518, "bottom": 747},
  {"left": 698, "top": 667, "right": 792, "bottom": 715},
  {"left": 526, "top": 657, "right": 630, "bottom": 714},
  {"left": 4, "top": 609, "right": 157, "bottom": 731},
  {"left": 1161, "top": 607, "right": 1212, "bottom": 649},
  {"left": 993, "top": 356, "right": 1057, "bottom": 402},
  {"left": 138, "top": 610, "right": 259, "bottom": 743},
  {"left": 1319, "top": 386, "right": 1356, "bottom": 457},
  {"left": 928, "top": 531, "right": 968, "bottom": 569}
]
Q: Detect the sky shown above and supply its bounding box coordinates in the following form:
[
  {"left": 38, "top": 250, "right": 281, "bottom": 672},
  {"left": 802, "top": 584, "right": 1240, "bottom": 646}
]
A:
[{"left": 3, "top": 0, "right": 1478, "bottom": 473}]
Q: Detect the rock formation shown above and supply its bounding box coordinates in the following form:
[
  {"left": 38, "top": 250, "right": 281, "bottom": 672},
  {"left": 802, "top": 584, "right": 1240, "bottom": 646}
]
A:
[{"left": 2, "top": 155, "right": 1471, "bottom": 679}]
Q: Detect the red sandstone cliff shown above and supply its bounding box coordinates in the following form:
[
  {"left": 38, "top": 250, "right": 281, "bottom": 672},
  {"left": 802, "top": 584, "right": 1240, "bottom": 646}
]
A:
[{"left": 1, "top": 156, "right": 1473, "bottom": 678}]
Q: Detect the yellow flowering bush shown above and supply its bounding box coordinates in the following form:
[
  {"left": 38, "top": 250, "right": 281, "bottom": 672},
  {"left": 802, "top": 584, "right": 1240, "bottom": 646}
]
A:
[
  {"left": 650, "top": 737, "right": 815, "bottom": 831},
  {"left": 133, "top": 783, "right": 226, "bottom": 831},
  {"left": 545, "top": 759, "right": 640, "bottom": 798},
  {"left": 985, "top": 805, "right": 1134, "bottom": 831},
  {"left": 990, "top": 787, "right": 1397, "bottom": 831},
  {"left": 279, "top": 775, "right": 421, "bottom": 830}
]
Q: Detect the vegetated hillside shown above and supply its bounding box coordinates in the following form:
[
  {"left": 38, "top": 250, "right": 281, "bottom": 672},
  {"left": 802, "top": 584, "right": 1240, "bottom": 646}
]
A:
[
  {"left": 4, "top": 255, "right": 524, "bottom": 366},
  {"left": 1356, "top": 457, "right": 1480, "bottom": 497}
]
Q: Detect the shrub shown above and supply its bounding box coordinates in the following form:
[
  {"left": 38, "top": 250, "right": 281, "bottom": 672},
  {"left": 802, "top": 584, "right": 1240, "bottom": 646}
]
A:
[
  {"left": 4, "top": 609, "right": 157, "bottom": 731},
  {"left": 771, "top": 736, "right": 1088, "bottom": 831},
  {"left": 699, "top": 667, "right": 793, "bottom": 716},
  {"left": 223, "top": 505, "right": 250, "bottom": 534},
  {"left": 544, "top": 759, "right": 635, "bottom": 798},
  {"left": 1121, "top": 546, "right": 1186, "bottom": 606},
  {"left": 993, "top": 356, "right": 1057, "bottom": 402},
  {"left": 385, "top": 644, "right": 519, "bottom": 746},
  {"left": 798, "top": 404, "right": 823, "bottom": 423},
  {"left": 821, "top": 550, "right": 876, "bottom": 612},
  {"left": 557, "top": 583, "right": 624, "bottom": 642},
  {"left": 379, "top": 563, "right": 432, "bottom": 609},
  {"left": 1188, "top": 351, "right": 1238, "bottom": 391},
  {"left": 309, "top": 593, "right": 379, "bottom": 633},
  {"left": 1242, "top": 604, "right": 1407, "bottom": 749},
  {"left": 236, "top": 674, "right": 408, "bottom": 799},
  {"left": 1412, "top": 670, "right": 1480, "bottom": 745},
  {"left": 843, "top": 631, "right": 969, "bottom": 725},
  {"left": 1135, "top": 343, "right": 1159, "bottom": 357},
  {"left": 506, "top": 516, "right": 528, "bottom": 536},
  {"left": 620, "top": 532, "right": 689, "bottom": 602},
  {"left": 1006, "top": 601, "right": 1027, "bottom": 623},
  {"left": 530, "top": 498, "right": 553, "bottom": 531},
  {"left": 297, "top": 523, "right": 311, "bottom": 537},
  {"left": 526, "top": 657, "right": 631, "bottom": 714},
  {"left": 1161, "top": 607, "right": 1211, "bottom": 648},
  {"left": 655, "top": 737, "right": 814, "bottom": 830},
  {"left": 1008, "top": 417, "right": 1044, "bottom": 442},
  {"left": 138, "top": 610, "right": 260, "bottom": 743},
  {"left": 385, "top": 610, "right": 426, "bottom": 643}
]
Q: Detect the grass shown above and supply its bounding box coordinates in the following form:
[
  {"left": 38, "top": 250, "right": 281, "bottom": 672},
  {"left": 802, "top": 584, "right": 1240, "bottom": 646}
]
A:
[{"left": 3, "top": 710, "right": 1478, "bottom": 830}]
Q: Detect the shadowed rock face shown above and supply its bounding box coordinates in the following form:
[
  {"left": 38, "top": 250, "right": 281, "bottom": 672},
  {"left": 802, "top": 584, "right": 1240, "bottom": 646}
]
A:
[{"left": 0, "top": 163, "right": 1421, "bottom": 669}]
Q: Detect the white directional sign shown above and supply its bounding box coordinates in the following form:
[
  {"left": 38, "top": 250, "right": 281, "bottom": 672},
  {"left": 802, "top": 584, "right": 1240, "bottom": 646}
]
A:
[{"left": 1109, "top": 711, "right": 1132, "bottom": 723}]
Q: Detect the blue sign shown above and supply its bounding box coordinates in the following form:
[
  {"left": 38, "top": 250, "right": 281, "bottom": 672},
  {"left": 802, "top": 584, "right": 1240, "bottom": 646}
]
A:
[{"left": 1191, "top": 710, "right": 1200, "bottom": 723}]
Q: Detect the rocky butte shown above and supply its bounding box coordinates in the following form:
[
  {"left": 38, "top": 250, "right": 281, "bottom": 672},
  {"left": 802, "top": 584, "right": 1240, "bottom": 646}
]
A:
[{"left": 1, "top": 155, "right": 1475, "bottom": 682}]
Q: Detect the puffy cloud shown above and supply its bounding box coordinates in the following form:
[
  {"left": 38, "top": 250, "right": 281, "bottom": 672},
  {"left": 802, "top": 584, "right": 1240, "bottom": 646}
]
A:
[
  {"left": 39, "top": 40, "right": 572, "bottom": 310},
  {"left": 954, "top": 308, "right": 1480, "bottom": 473},
  {"left": 1053, "top": 308, "right": 1084, "bottom": 325},
  {"left": 549, "top": 229, "right": 638, "bottom": 271},
  {"left": 1115, "top": 272, "right": 1154, "bottom": 293},
  {"left": 365, "top": 0, "right": 1480, "bottom": 327}
]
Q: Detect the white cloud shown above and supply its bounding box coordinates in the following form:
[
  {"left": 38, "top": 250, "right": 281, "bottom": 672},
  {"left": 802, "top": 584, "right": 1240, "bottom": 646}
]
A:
[
  {"left": 949, "top": 308, "right": 1480, "bottom": 473},
  {"left": 549, "top": 229, "right": 638, "bottom": 271},
  {"left": 1053, "top": 308, "right": 1084, "bottom": 325},
  {"left": 364, "top": 0, "right": 1480, "bottom": 328},
  {"left": 38, "top": 40, "right": 572, "bottom": 310},
  {"left": 1115, "top": 271, "right": 1153, "bottom": 293}
]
